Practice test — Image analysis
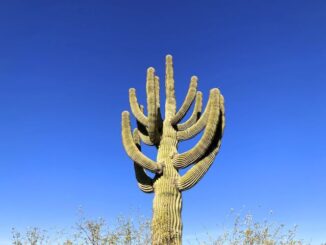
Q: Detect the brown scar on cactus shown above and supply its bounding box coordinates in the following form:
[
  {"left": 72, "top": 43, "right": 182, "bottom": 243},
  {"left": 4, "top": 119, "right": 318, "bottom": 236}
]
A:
[{"left": 121, "top": 55, "right": 225, "bottom": 245}]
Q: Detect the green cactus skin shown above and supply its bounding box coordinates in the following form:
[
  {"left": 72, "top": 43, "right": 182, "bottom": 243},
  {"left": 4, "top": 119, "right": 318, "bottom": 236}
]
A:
[{"left": 121, "top": 55, "right": 225, "bottom": 245}]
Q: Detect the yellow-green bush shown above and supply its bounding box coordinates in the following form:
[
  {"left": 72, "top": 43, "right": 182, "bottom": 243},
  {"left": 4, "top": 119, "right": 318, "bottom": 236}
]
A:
[{"left": 12, "top": 212, "right": 317, "bottom": 245}]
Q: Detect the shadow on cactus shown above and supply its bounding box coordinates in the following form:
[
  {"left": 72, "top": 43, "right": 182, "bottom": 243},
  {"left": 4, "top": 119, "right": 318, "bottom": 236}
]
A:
[{"left": 121, "top": 55, "right": 225, "bottom": 244}]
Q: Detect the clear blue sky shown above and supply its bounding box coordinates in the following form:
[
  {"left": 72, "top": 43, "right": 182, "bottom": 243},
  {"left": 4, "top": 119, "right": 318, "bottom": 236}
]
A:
[{"left": 0, "top": 0, "right": 325, "bottom": 243}]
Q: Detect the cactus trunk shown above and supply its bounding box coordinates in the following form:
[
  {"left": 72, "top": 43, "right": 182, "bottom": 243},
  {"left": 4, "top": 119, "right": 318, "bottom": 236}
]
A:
[
  {"left": 152, "top": 121, "right": 182, "bottom": 244},
  {"left": 152, "top": 177, "right": 182, "bottom": 244}
]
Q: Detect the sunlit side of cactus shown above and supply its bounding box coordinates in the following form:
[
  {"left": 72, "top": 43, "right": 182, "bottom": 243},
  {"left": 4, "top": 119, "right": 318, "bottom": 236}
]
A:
[{"left": 121, "top": 55, "right": 225, "bottom": 245}]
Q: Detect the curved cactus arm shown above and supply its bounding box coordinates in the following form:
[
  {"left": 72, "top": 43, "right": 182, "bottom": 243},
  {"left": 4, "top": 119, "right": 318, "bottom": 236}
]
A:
[
  {"left": 133, "top": 129, "right": 154, "bottom": 193},
  {"left": 146, "top": 67, "right": 160, "bottom": 144},
  {"left": 137, "top": 179, "right": 155, "bottom": 193},
  {"left": 170, "top": 76, "right": 198, "bottom": 125},
  {"left": 121, "top": 111, "right": 162, "bottom": 173},
  {"left": 129, "top": 88, "right": 148, "bottom": 126},
  {"left": 176, "top": 91, "right": 202, "bottom": 131},
  {"left": 173, "top": 89, "right": 221, "bottom": 169},
  {"left": 177, "top": 95, "right": 225, "bottom": 191},
  {"left": 136, "top": 104, "right": 154, "bottom": 146},
  {"left": 165, "top": 55, "right": 177, "bottom": 117},
  {"left": 176, "top": 91, "right": 211, "bottom": 141},
  {"left": 177, "top": 142, "right": 221, "bottom": 191},
  {"left": 137, "top": 129, "right": 154, "bottom": 146}
]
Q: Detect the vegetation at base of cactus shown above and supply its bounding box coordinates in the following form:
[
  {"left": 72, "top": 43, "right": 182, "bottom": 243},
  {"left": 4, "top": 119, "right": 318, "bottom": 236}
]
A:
[
  {"left": 11, "top": 212, "right": 316, "bottom": 244},
  {"left": 121, "top": 55, "right": 225, "bottom": 244},
  {"left": 12, "top": 227, "right": 48, "bottom": 245},
  {"left": 11, "top": 214, "right": 151, "bottom": 245},
  {"left": 193, "top": 211, "right": 305, "bottom": 245}
]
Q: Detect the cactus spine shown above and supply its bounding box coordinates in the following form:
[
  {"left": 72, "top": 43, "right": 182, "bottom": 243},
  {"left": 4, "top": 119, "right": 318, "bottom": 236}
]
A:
[{"left": 121, "top": 55, "right": 225, "bottom": 244}]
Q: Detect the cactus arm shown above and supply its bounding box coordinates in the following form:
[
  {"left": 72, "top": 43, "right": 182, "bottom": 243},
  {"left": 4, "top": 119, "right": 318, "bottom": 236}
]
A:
[
  {"left": 121, "top": 111, "right": 162, "bottom": 173},
  {"left": 146, "top": 68, "right": 160, "bottom": 144},
  {"left": 177, "top": 135, "right": 222, "bottom": 191},
  {"left": 176, "top": 91, "right": 210, "bottom": 141},
  {"left": 133, "top": 129, "right": 154, "bottom": 193},
  {"left": 137, "top": 127, "right": 154, "bottom": 146},
  {"left": 177, "top": 95, "right": 225, "bottom": 191},
  {"left": 165, "top": 55, "right": 177, "bottom": 117},
  {"left": 173, "top": 89, "right": 221, "bottom": 169},
  {"left": 170, "top": 76, "right": 198, "bottom": 125},
  {"left": 136, "top": 104, "right": 155, "bottom": 146},
  {"left": 129, "top": 88, "right": 148, "bottom": 126},
  {"left": 177, "top": 142, "right": 221, "bottom": 191},
  {"left": 155, "top": 75, "right": 163, "bottom": 131},
  {"left": 176, "top": 91, "right": 202, "bottom": 131},
  {"left": 136, "top": 176, "right": 154, "bottom": 193}
]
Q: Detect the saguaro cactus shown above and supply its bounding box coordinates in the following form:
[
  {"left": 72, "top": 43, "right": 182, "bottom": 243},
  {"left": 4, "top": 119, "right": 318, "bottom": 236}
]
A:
[{"left": 121, "top": 55, "right": 225, "bottom": 245}]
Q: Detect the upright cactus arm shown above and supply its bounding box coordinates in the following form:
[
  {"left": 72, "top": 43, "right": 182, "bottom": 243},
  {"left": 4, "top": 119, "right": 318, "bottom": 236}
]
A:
[
  {"left": 133, "top": 129, "right": 154, "bottom": 193},
  {"left": 176, "top": 93, "right": 210, "bottom": 141},
  {"left": 155, "top": 75, "right": 163, "bottom": 131},
  {"left": 121, "top": 111, "right": 162, "bottom": 173},
  {"left": 173, "top": 89, "right": 221, "bottom": 169},
  {"left": 177, "top": 95, "right": 225, "bottom": 191},
  {"left": 176, "top": 91, "right": 202, "bottom": 131},
  {"left": 146, "top": 68, "right": 161, "bottom": 145},
  {"left": 165, "top": 55, "right": 177, "bottom": 117},
  {"left": 170, "top": 76, "right": 198, "bottom": 125},
  {"left": 129, "top": 88, "right": 148, "bottom": 126}
]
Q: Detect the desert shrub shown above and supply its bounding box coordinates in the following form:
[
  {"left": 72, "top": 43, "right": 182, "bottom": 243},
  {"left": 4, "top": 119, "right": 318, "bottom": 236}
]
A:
[
  {"left": 12, "top": 227, "right": 48, "bottom": 245},
  {"left": 72, "top": 214, "right": 151, "bottom": 245},
  {"left": 11, "top": 211, "right": 319, "bottom": 244},
  {"left": 205, "top": 212, "right": 304, "bottom": 245}
]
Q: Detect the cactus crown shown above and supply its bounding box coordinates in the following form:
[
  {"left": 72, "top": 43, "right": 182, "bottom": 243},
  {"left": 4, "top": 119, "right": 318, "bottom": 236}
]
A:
[{"left": 122, "top": 55, "right": 225, "bottom": 192}]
